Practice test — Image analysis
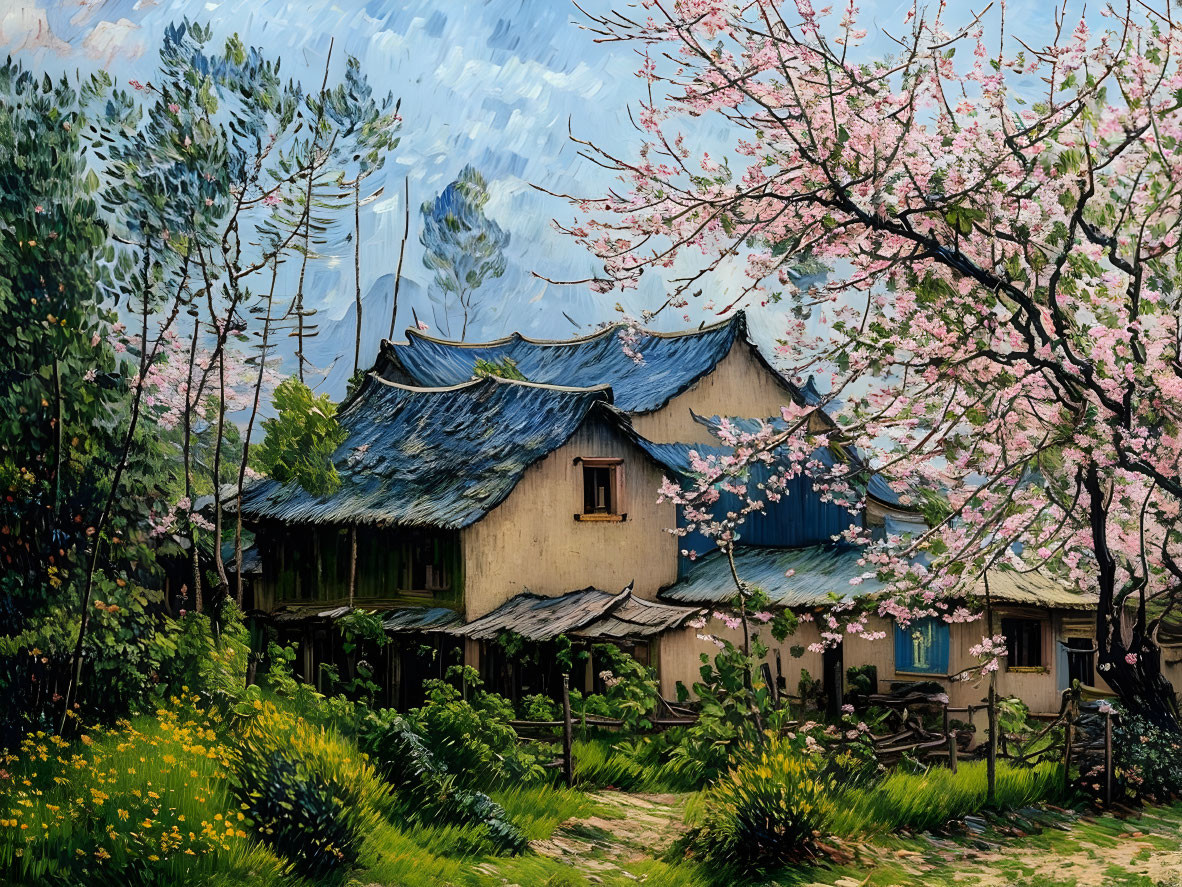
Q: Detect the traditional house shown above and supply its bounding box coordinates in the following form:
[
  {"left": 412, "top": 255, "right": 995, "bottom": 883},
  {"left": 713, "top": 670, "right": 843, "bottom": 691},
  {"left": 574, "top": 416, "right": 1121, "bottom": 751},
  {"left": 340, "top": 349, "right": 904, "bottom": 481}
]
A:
[
  {"left": 236, "top": 373, "right": 703, "bottom": 703},
  {"left": 238, "top": 311, "right": 1106, "bottom": 714},
  {"left": 660, "top": 546, "right": 1107, "bottom": 717}
]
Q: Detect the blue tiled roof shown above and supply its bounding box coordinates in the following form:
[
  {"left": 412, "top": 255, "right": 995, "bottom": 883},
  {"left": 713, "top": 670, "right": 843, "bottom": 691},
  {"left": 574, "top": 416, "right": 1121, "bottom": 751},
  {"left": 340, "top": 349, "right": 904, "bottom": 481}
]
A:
[
  {"left": 238, "top": 376, "right": 615, "bottom": 529},
  {"left": 377, "top": 311, "right": 805, "bottom": 414},
  {"left": 631, "top": 439, "right": 860, "bottom": 558},
  {"left": 692, "top": 414, "right": 908, "bottom": 508},
  {"left": 662, "top": 545, "right": 882, "bottom": 607}
]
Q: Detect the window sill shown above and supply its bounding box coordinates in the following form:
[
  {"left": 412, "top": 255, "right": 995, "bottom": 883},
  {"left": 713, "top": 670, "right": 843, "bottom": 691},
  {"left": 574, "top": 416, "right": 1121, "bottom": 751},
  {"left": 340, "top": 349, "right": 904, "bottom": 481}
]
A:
[
  {"left": 574, "top": 513, "right": 626, "bottom": 522},
  {"left": 893, "top": 670, "right": 950, "bottom": 679},
  {"left": 1006, "top": 666, "right": 1048, "bottom": 674}
]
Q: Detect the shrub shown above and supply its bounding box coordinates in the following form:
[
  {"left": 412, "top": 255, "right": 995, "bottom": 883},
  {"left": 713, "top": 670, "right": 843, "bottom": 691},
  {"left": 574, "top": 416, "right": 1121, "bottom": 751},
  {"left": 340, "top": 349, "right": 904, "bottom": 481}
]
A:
[
  {"left": 519, "top": 693, "right": 560, "bottom": 722},
  {"left": 155, "top": 599, "right": 250, "bottom": 706},
  {"left": 232, "top": 697, "right": 388, "bottom": 880},
  {"left": 689, "top": 737, "right": 835, "bottom": 873},
  {"left": 357, "top": 708, "right": 527, "bottom": 855},
  {"left": 245, "top": 751, "right": 360, "bottom": 879},
  {"left": 409, "top": 666, "right": 545, "bottom": 788},
  {"left": 590, "top": 644, "right": 660, "bottom": 732},
  {"left": 669, "top": 640, "right": 790, "bottom": 786},
  {"left": 1110, "top": 707, "right": 1182, "bottom": 802}
]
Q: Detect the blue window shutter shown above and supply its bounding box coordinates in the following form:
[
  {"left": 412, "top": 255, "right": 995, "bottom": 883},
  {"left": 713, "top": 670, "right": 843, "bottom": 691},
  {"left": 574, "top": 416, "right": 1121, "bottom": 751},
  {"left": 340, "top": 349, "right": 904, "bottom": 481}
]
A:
[
  {"left": 930, "top": 619, "right": 949, "bottom": 673},
  {"left": 894, "top": 621, "right": 913, "bottom": 671}
]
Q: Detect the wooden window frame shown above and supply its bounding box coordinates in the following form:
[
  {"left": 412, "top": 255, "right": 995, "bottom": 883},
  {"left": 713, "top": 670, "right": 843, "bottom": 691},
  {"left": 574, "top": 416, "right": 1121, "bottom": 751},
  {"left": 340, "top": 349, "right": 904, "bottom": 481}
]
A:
[
  {"left": 575, "top": 457, "right": 626, "bottom": 521},
  {"left": 1000, "top": 614, "right": 1048, "bottom": 673}
]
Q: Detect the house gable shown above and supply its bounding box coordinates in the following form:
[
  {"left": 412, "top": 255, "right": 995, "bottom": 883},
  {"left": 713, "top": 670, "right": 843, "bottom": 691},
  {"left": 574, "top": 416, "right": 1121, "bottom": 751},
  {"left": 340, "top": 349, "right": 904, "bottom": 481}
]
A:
[{"left": 460, "top": 411, "right": 679, "bottom": 619}]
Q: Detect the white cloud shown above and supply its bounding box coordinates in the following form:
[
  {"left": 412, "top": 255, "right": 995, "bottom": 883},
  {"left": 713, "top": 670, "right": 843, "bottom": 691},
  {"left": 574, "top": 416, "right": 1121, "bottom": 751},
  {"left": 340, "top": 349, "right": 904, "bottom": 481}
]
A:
[
  {"left": 69, "top": 0, "right": 108, "bottom": 28},
  {"left": 1, "top": 5, "right": 71, "bottom": 55},
  {"left": 82, "top": 17, "right": 145, "bottom": 65}
]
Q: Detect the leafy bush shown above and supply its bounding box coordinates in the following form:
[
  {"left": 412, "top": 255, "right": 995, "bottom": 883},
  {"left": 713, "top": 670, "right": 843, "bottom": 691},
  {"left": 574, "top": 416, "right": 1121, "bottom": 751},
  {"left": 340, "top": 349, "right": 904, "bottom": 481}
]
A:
[
  {"left": 232, "top": 696, "right": 388, "bottom": 880},
  {"left": 409, "top": 666, "right": 545, "bottom": 788},
  {"left": 589, "top": 644, "right": 660, "bottom": 731},
  {"left": 1110, "top": 706, "right": 1182, "bottom": 802},
  {"left": 357, "top": 708, "right": 527, "bottom": 854},
  {"left": 246, "top": 750, "right": 360, "bottom": 879},
  {"left": 155, "top": 599, "right": 250, "bottom": 706},
  {"left": 689, "top": 736, "right": 836, "bottom": 873},
  {"left": 519, "top": 693, "right": 560, "bottom": 722},
  {"left": 669, "top": 639, "right": 790, "bottom": 786}
]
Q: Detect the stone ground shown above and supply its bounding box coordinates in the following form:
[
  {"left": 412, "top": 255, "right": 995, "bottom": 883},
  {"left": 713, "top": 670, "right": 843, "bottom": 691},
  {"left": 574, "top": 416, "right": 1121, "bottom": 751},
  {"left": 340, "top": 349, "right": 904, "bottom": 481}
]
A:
[{"left": 526, "top": 794, "right": 1182, "bottom": 886}]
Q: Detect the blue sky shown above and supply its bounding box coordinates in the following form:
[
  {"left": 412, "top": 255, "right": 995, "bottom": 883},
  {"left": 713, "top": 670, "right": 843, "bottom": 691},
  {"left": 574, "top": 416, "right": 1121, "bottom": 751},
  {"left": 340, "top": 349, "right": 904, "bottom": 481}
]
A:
[{"left": 7, "top": 0, "right": 1081, "bottom": 393}]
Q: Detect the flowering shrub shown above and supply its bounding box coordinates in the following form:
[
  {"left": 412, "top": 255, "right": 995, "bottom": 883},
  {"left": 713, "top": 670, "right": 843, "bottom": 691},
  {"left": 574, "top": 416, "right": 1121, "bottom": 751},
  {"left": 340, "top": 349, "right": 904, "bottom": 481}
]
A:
[
  {"left": 586, "top": 644, "right": 660, "bottom": 732},
  {"left": 690, "top": 736, "right": 836, "bottom": 873},
  {"left": 0, "top": 697, "right": 284, "bottom": 884}
]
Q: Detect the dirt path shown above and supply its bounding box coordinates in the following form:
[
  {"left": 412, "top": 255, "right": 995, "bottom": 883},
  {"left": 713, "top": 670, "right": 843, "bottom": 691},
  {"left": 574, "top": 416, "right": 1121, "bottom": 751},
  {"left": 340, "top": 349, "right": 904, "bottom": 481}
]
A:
[
  {"left": 813, "top": 806, "right": 1182, "bottom": 887},
  {"left": 529, "top": 790, "right": 689, "bottom": 878},
  {"left": 524, "top": 796, "right": 1182, "bottom": 886}
]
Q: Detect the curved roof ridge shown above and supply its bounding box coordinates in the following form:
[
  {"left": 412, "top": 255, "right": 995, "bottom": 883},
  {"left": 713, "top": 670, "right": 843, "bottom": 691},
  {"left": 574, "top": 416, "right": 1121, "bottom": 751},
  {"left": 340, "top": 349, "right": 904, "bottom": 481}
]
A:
[
  {"left": 363, "top": 372, "right": 614, "bottom": 399},
  {"left": 393, "top": 309, "right": 744, "bottom": 350}
]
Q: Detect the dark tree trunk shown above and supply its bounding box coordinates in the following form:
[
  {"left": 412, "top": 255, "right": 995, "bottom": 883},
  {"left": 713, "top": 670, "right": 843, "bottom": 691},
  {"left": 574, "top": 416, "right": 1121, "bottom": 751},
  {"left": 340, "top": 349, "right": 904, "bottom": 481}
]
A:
[{"left": 1085, "top": 465, "right": 1179, "bottom": 731}]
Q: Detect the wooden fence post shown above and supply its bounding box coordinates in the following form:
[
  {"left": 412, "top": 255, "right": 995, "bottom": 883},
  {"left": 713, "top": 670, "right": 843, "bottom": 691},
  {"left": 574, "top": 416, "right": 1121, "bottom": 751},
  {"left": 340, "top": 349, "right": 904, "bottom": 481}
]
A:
[
  {"left": 1062, "top": 710, "right": 1073, "bottom": 793},
  {"left": 947, "top": 731, "right": 958, "bottom": 774},
  {"left": 562, "top": 673, "right": 574, "bottom": 788},
  {"left": 1103, "top": 710, "right": 1113, "bottom": 808},
  {"left": 986, "top": 677, "right": 997, "bottom": 804}
]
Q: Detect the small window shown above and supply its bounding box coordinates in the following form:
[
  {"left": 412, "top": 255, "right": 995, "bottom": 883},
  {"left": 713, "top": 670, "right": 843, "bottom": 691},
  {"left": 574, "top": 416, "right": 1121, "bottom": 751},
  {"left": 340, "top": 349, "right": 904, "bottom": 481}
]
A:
[
  {"left": 410, "top": 538, "right": 449, "bottom": 592},
  {"left": 577, "top": 458, "right": 625, "bottom": 520},
  {"left": 894, "top": 618, "right": 949, "bottom": 674},
  {"left": 1064, "top": 637, "right": 1095, "bottom": 686},
  {"left": 1002, "top": 618, "right": 1043, "bottom": 669}
]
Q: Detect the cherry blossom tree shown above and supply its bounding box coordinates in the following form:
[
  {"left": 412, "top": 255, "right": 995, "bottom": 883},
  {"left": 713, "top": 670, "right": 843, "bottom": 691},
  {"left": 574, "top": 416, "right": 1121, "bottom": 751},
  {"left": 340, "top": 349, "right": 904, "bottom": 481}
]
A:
[{"left": 564, "top": 0, "right": 1182, "bottom": 726}]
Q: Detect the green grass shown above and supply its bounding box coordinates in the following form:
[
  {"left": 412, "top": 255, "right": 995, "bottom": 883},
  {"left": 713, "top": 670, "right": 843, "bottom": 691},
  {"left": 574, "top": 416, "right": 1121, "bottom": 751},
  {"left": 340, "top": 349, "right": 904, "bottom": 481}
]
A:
[
  {"left": 830, "top": 760, "right": 1066, "bottom": 835},
  {"left": 490, "top": 784, "right": 605, "bottom": 841},
  {"left": 571, "top": 737, "right": 700, "bottom": 792},
  {"left": 0, "top": 703, "right": 293, "bottom": 887}
]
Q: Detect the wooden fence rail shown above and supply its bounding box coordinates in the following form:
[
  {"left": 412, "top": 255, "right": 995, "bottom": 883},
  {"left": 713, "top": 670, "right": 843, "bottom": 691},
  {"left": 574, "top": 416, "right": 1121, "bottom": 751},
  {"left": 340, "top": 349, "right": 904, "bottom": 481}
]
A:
[{"left": 508, "top": 683, "right": 1117, "bottom": 805}]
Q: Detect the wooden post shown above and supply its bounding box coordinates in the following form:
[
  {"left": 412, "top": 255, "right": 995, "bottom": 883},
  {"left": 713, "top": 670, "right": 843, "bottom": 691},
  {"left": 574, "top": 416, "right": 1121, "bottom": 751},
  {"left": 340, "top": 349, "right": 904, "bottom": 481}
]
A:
[
  {"left": 1062, "top": 708, "right": 1074, "bottom": 793},
  {"left": 947, "top": 732, "right": 958, "bottom": 774},
  {"left": 348, "top": 527, "right": 357, "bottom": 608},
  {"left": 562, "top": 673, "right": 574, "bottom": 788},
  {"left": 1104, "top": 710, "right": 1113, "bottom": 808},
  {"left": 987, "top": 676, "right": 998, "bottom": 805}
]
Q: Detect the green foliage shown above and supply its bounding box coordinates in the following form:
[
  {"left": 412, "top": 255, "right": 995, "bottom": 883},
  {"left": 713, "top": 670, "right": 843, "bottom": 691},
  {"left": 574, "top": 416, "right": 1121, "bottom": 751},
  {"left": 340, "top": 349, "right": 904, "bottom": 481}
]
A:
[
  {"left": 689, "top": 736, "right": 836, "bottom": 873},
  {"left": 409, "top": 666, "right": 545, "bottom": 788},
  {"left": 669, "top": 634, "right": 790, "bottom": 785},
  {"left": 519, "top": 693, "right": 561, "bottom": 721},
  {"left": 245, "top": 750, "right": 361, "bottom": 881},
  {"left": 320, "top": 610, "right": 391, "bottom": 706},
  {"left": 232, "top": 697, "right": 389, "bottom": 881},
  {"left": 590, "top": 644, "right": 660, "bottom": 731},
  {"left": 252, "top": 377, "right": 347, "bottom": 496},
  {"left": 1111, "top": 706, "right": 1182, "bottom": 802},
  {"left": 473, "top": 356, "right": 526, "bottom": 380},
  {"left": 356, "top": 708, "right": 527, "bottom": 855}
]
